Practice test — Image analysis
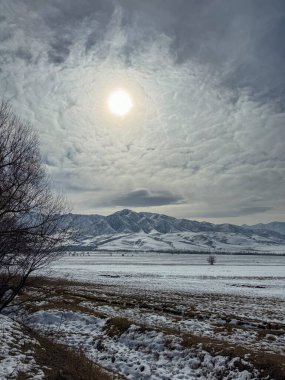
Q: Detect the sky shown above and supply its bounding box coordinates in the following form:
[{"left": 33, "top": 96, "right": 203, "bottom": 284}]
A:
[{"left": 0, "top": 0, "right": 284, "bottom": 224}]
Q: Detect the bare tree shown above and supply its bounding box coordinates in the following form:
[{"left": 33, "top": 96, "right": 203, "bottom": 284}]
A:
[
  {"left": 0, "top": 100, "right": 70, "bottom": 312},
  {"left": 207, "top": 255, "right": 216, "bottom": 265}
]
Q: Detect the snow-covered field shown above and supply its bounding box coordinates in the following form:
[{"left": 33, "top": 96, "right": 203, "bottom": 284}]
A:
[
  {"left": 30, "top": 251, "right": 285, "bottom": 379},
  {"left": 50, "top": 252, "right": 285, "bottom": 299},
  {"left": 27, "top": 310, "right": 262, "bottom": 380},
  {"left": 1, "top": 252, "right": 285, "bottom": 379}
]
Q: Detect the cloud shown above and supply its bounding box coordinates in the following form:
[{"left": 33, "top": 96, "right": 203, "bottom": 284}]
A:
[
  {"left": 112, "top": 189, "right": 185, "bottom": 207},
  {"left": 192, "top": 207, "right": 272, "bottom": 219},
  {"left": 0, "top": 0, "right": 284, "bottom": 223}
]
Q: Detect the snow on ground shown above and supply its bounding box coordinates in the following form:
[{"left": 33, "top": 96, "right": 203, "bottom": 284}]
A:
[
  {"left": 78, "top": 231, "right": 285, "bottom": 253},
  {"left": 79, "top": 301, "right": 285, "bottom": 354},
  {"left": 29, "top": 252, "right": 282, "bottom": 379},
  {"left": 50, "top": 252, "right": 285, "bottom": 299},
  {"left": 0, "top": 314, "right": 44, "bottom": 379},
  {"left": 27, "top": 309, "right": 260, "bottom": 380},
  {"left": 2, "top": 251, "right": 284, "bottom": 379},
  {"left": 78, "top": 300, "right": 285, "bottom": 356}
]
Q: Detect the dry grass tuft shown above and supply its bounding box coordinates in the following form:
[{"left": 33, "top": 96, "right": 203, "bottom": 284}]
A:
[
  {"left": 181, "top": 333, "right": 285, "bottom": 380},
  {"left": 16, "top": 372, "right": 30, "bottom": 380},
  {"left": 104, "top": 317, "right": 132, "bottom": 337},
  {"left": 30, "top": 330, "right": 124, "bottom": 380}
]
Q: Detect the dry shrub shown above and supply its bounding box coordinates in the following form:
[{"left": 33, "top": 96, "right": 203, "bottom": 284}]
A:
[{"left": 104, "top": 317, "right": 131, "bottom": 337}]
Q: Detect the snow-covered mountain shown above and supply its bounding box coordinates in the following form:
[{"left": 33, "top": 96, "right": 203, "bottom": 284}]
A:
[
  {"left": 64, "top": 210, "right": 285, "bottom": 253},
  {"left": 244, "top": 222, "right": 285, "bottom": 236}
]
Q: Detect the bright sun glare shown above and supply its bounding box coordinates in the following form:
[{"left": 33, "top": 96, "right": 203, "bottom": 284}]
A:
[{"left": 108, "top": 89, "right": 133, "bottom": 117}]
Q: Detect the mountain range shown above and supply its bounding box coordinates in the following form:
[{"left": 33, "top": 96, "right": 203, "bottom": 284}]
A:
[{"left": 64, "top": 209, "right": 285, "bottom": 254}]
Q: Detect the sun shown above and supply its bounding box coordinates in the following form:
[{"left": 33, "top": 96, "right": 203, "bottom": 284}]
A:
[{"left": 108, "top": 89, "right": 133, "bottom": 117}]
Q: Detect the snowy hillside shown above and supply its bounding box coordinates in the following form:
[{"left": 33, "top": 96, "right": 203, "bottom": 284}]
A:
[
  {"left": 64, "top": 210, "right": 285, "bottom": 253},
  {"left": 70, "top": 231, "right": 285, "bottom": 253},
  {"left": 244, "top": 221, "right": 285, "bottom": 236}
]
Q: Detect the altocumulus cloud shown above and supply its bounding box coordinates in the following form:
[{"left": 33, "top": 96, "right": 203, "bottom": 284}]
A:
[{"left": 0, "top": 0, "right": 284, "bottom": 224}]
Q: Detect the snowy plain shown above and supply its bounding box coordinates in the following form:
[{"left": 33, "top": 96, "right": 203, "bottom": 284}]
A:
[
  {"left": 2, "top": 251, "right": 285, "bottom": 379},
  {"left": 34, "top": 252, "right": 284, "bottom": 379},
  {"left": 50, "top": 252, "right": 285, "bottom": 299}
]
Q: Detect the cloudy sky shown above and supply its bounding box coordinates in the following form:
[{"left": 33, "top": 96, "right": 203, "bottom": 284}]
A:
[{"left": 0, "top": 0, "right": 284, "bottom": 224}]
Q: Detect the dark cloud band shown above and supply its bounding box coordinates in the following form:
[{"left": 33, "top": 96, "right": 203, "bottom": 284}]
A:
[{"left": 113, "top": 189, "right": 185, "bottom": 207}]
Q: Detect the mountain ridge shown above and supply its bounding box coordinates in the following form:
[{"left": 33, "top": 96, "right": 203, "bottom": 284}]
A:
[
  {"left": 61, "top": 209, "right": 285, "bottom": 253},
  {"left": 243, "top": 221, "right": 285, "bottom": 236},
  {"left": 65, "top": 209, "right": 285, "bottom": 237}
]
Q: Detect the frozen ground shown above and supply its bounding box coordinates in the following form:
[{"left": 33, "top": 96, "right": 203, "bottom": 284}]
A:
[
  {"left": 50, "top": 252, "right": 285, "bottom": 299},
  {"left": 23, "top": 265, "right": 285, "bottom": 379},
  {"left": 2, "top": 252, "right": 285, "bottom": 379},
  {"left": 0, "top": 315, "right": 44, "bottom": 379},
  {"left": 27, "top": 309, "right": 261, "bottom": 380}
]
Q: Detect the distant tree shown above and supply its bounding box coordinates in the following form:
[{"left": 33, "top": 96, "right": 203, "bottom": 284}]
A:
[
  {"left": 207, "top": 255, "right": 216, "bottom": 265},
  {"left": 0, "top": 100, "right": 70, "bottom": 312}
]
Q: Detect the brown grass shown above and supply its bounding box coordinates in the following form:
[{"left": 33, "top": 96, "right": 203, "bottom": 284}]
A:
[
  {"left": 19, "top": 276, "right": 285, "bottom": 380},
  {"left": 29, "top": 330, "right": 125, "bottom": 380},
  {"left": 181, "top": 333, "right": 285, "bottom": 380},
  {"left": 104, "top": 317, "right": 132, "bottom": 337},
  {"left": 16, "top": 372, "right": 30, "bottom": 380}
]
